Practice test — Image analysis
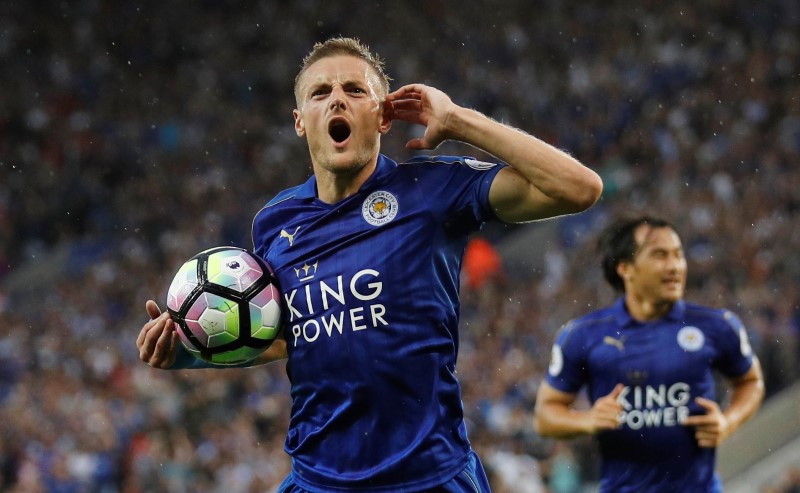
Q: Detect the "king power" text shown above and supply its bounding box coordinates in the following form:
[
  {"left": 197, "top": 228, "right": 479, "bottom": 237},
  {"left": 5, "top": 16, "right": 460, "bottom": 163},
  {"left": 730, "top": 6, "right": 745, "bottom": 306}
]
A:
[
  {"left": 285, "top": 269, "right": 388, "bottom": 346},
  {"left": 617, "top": 382, "right": 691, "bottom": 430}
]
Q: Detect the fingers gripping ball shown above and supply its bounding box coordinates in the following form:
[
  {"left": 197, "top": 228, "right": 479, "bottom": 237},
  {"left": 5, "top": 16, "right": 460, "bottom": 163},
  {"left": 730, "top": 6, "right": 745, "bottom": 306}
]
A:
[{"left": 166, "top": 247, "right": 282, "bottom": 365}]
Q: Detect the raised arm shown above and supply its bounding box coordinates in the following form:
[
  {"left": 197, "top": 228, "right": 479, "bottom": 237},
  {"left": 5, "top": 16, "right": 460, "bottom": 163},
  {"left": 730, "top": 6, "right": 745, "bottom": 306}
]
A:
[{"left": 386, "top": 83, "right": 603, "bottom": 223}]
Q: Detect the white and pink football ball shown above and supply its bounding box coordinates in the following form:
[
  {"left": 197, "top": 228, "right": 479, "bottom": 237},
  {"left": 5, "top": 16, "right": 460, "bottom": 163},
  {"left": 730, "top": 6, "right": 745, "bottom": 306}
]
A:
[{"left": 166, "top": 246, "right": 282, "bottom": 365}]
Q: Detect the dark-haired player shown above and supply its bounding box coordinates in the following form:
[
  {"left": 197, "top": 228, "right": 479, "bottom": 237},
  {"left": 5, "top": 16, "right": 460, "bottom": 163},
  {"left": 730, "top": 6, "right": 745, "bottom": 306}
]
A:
[
  {"left": 137, "top": 37, "right": 602, "bottom": 492},
  {"left": 535, "top": 215, "right": 764, "bottom": 493}
]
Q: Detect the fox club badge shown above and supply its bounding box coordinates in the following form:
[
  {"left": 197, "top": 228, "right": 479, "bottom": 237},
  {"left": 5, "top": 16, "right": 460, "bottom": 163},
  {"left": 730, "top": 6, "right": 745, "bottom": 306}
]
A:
[
  {"left": 677, "top": 326, "right": 705, "bottom": 352},
  {"left": 362, "top": 191, "right": 398, "bottom": 226}
]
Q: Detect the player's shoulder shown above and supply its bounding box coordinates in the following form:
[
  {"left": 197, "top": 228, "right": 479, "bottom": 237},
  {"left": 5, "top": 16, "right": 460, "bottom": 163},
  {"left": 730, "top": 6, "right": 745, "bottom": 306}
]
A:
[
  {"left": 251, "top": 184, "right": 304, "bottom": 240},
  {"left": 402, "top": 155, "right": 462, "bottom": 166},
  {"left": 374, "top": 155, "right": 501, "bottom": 190},
  {"left": 402, "top": 155, "right": 501, "bottom": 170},
  {"left": 681, "top": 301, "right": 743, "bottom": 332},
  {"left": 557, "top": 305, "right": 617, "bottom": 343},
  {"left": 263, "top": 185, "right": 303, "bottom": 209},
  {"left": 572, "top": 304, "right": 618, "bottom": 328},
  {"left": 253, "top": 184, "right": 306, "bottom": 222}
]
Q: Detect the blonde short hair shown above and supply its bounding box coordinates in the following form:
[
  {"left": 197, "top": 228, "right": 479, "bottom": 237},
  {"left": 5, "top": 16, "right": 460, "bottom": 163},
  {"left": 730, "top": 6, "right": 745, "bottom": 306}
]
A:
[{"left": 294, "top": 37, "right": 391, "bottom": 104}]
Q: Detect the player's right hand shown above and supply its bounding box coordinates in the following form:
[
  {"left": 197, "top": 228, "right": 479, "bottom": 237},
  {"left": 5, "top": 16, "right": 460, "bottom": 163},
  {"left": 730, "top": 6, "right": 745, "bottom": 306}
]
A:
[
  {"left": 589, "top": 383, "right": 625, "bottom": 433},
  {"left": 136, "top": 300, "right": 179, "bottom": 369},
  {"left": 386, "top": 83, "right": 456, "bottom": 150}
]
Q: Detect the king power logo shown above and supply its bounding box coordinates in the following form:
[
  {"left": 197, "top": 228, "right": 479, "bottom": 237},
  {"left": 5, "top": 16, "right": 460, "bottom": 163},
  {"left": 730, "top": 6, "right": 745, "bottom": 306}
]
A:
[
  {"left": 617, "top": 382, "right": 691, "bottom": 430},
  {"left": 284, "top": 266, "right": 388, "bottom": 347}
]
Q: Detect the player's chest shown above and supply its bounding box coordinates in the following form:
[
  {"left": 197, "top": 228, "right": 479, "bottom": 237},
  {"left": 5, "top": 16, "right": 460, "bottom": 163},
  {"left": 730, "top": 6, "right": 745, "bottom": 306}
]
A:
[
  {"left": 263, "top": 190, "right": 442, "bottom": 313},
  {"left": 268, "top": 187, "right": 425, "bottom": 260},
  {"left": 588, "top": 324, "right": 714, "bottom": 384}
]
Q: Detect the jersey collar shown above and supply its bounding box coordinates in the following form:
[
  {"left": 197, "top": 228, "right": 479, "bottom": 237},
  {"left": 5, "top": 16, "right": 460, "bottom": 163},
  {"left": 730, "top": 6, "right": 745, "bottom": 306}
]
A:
[
  {"left": 294, "top": 153, "right": 398, "bottom": 201},
  {"left": 613, "top": 297, "right": 687, "bottom": 327}
]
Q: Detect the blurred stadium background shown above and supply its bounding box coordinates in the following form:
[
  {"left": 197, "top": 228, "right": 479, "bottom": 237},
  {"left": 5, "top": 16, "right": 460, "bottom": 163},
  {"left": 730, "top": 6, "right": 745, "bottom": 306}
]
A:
[{"left": 1, "top": 1, "right": 799, "bottom": 492}]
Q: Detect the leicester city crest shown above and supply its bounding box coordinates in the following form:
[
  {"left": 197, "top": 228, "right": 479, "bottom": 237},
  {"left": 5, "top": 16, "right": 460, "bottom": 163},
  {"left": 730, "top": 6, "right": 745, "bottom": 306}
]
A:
[
  {"left": 677, "top": 326, "right": 705, "bottom": 352},
  {"left": 362, "top": 191, "right": 398, "bottom": 226}
]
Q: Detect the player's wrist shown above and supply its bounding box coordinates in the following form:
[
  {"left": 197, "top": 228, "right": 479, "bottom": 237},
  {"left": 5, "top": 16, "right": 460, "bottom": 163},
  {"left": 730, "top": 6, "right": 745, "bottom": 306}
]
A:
[
  {"left": 168, "top": 343, "right": 193, "bottom": 369},
  {"left": 719, "top": 413, "right": 734, "bottom": 440},
  {"left": 579, "top": 411, "right": 600, "bottom": 435},
  {"left": 443, "top": 106, "right": 487, "bottom": 144},
  {"left": 169, "top": 344, "right": 214, "bottom": 370}
]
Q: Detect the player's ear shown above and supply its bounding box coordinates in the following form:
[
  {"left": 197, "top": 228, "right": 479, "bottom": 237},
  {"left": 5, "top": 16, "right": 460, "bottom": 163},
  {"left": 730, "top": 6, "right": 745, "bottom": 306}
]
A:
[
  {"left": 616, "top": 261, "right": 631, "bottom": 280},
  {"left": 293, "top": 109, "right": 305, "bottom": 137},
  {"left": 379, "top": 100, "right": 392, "bottom": 135}
]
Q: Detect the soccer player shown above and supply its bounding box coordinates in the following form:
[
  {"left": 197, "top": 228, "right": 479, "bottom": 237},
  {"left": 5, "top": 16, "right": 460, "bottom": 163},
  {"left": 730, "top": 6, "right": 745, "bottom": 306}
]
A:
[
  {"left": 137, "top": 37, "right": 603, "bottom": 492},
  {"left": 534, "top": 215, "right": 765, "bottom": 493}
]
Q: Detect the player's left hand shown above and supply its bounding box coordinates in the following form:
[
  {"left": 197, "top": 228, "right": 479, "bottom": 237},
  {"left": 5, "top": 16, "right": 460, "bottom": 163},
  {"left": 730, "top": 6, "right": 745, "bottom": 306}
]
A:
[
  {"left": 386, "top": 83, "right": 457, "bottom": 150},
  {"left": 683, "top": 396, "right": 731, "bottom": 448}
]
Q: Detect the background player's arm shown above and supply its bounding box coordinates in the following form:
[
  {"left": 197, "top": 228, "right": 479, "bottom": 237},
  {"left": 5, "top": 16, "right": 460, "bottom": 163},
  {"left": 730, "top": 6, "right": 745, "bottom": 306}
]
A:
[
  {"left": 386, "top": 84, "right": 603, "bottom": 223},
  {"left": 137, "top": 300, "right": 288, "bottom": 369},
  {"left": 534, "top": 382, "right": 624, "bottom": 438},
  {"left": 684, "top": 358, "right": 765, "bottom": 448}
]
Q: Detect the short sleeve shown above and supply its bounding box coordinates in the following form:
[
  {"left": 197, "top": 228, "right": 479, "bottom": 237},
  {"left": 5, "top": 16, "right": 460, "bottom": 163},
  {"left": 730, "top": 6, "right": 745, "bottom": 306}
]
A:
[
  {"left": 407, "top": 156, "right": 506, "bottom": 225},
  {"left": 545, "top": 321, "right": 587, "bottom": 394},
  {"left": 713, "top": 310, "right": 755, "bottom": 378}
]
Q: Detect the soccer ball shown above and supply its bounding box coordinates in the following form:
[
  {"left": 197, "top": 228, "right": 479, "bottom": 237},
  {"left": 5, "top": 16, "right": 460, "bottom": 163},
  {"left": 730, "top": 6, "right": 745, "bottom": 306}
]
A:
[{"left": 166, "top": 246, "right": 282, "bottom": 365}]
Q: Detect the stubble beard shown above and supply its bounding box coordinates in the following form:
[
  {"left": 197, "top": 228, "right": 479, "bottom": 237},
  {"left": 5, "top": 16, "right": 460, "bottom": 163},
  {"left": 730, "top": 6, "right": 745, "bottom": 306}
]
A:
[{"left": 311, "top": 138, "right": 379, "bottom": 178}]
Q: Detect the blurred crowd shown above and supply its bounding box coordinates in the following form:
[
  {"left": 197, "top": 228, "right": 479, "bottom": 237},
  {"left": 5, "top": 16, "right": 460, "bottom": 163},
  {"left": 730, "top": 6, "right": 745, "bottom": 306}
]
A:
[{"left": 1, "top": 0, "right": 799, "bottom": 492}]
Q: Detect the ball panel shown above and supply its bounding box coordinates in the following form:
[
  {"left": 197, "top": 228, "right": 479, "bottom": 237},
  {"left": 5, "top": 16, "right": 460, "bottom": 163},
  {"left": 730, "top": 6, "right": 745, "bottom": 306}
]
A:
[
  {"left": 239, "top": 252, "right": 265, "bottom": 273},
  {"left": 252, "top": 324, "right": 279, "bottom": 341},
  {"left": 184, "top": 319, "right": 209, "bottom": 345},
  {"left": 249, "top": 296, "right": 281, "bottom": 341},
  {"left": 176, "top": 324, "right": 201, "bottom": 352},
  {"left": 185, "top": 293, "right": 209, "bottom": 321},
  {"left": 238, "top": 269, "right": 263, "bottom": 292},
  {"left": 261, "top": 297, "right": 281, "bottom": 327},
  {"left": 207, "top": 250, "right": 264, "bottom": 293},
  {"left": 208, "top": 346, "right": 265, "bottom": 365},
  {"left": 197, "top": 306, "right": 228, "bottom": 336},
  {"left": 166, "top": 259, "right": 199, "bottom": 311}
]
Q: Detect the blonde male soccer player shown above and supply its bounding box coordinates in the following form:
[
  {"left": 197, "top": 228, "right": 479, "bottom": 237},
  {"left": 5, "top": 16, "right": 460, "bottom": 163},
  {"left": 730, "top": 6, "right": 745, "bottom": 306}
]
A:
[{"left": 138, "top": 37, "right": 603, "bottom": 492}]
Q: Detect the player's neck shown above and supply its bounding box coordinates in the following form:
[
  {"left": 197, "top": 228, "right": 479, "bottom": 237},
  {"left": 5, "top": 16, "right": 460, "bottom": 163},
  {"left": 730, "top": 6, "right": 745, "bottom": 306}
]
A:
[
  {"left": 317, "top": 179, "right": 356, "bottom": 204},
  {"left": 624, "top": 295, "right": 674, "bottom": 322},
  {"left": 314, "top": 157, "right": 378, "bottom": 204}
]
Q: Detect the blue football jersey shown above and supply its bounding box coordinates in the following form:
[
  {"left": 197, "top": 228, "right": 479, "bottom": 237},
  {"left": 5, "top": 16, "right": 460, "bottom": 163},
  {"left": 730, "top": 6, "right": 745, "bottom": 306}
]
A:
[
  {"left": 251, "top": 154, "right": 504, "bottom": 492},
  {"left": 546, "top": 298, "right": 756, "bottom": 493}
]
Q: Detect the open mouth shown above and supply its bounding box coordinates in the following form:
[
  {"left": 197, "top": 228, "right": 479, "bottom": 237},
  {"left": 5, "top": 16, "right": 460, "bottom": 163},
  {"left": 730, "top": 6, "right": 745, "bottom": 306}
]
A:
[{"left": 328, "top": 120, "right": 351, "bottom": 144}]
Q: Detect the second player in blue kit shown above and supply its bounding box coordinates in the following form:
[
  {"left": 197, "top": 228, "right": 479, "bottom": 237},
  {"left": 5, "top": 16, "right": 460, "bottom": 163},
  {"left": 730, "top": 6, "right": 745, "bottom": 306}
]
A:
[{"left": 535, "top": 216, "right": 765, "bottom": 493}]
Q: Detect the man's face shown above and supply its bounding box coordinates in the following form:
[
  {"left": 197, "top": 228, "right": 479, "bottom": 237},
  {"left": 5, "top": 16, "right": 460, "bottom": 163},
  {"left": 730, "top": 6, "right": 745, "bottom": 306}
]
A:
[
  {"left": 620, "top": 225, "right": 687, "bottom": 305},
  {"left": 293, "top": 55, "right": 391, "bottom": 176}
]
